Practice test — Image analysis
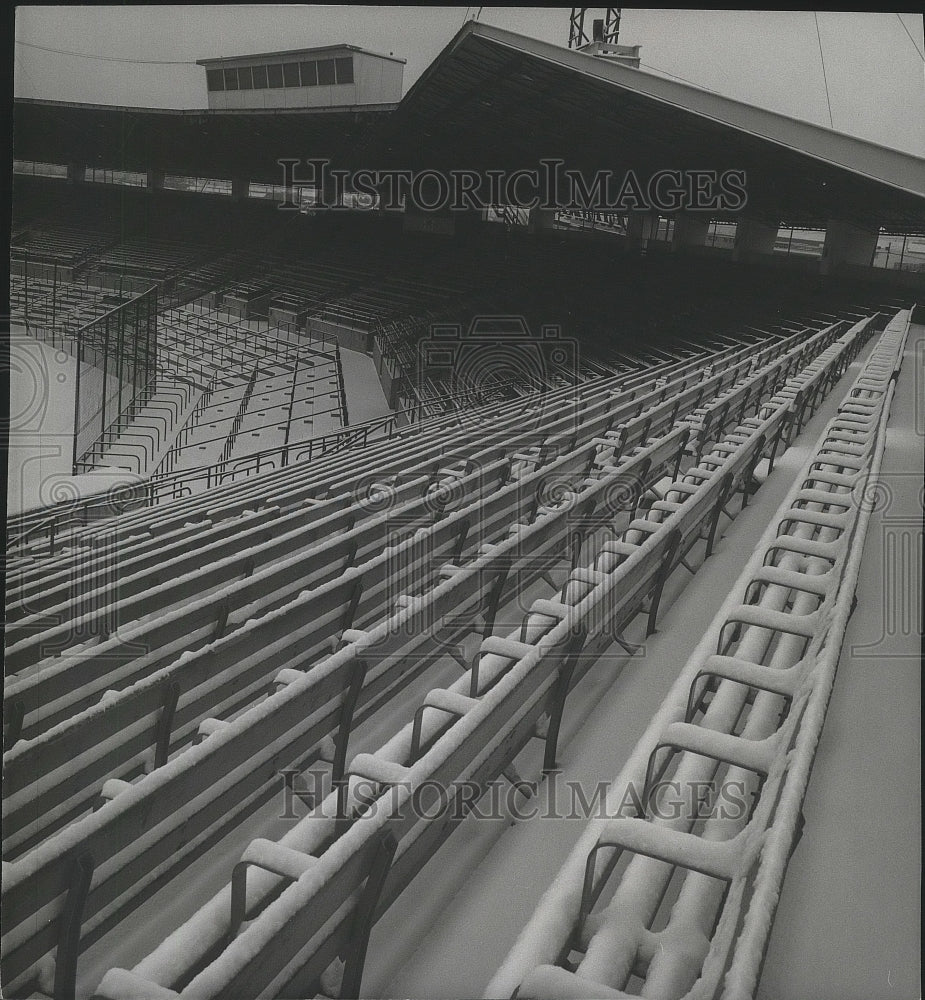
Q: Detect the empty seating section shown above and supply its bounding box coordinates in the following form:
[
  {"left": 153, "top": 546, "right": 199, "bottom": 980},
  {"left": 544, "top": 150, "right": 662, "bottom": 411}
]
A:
[
  {"left": 10, "top": 174, "right": 912, "bottom": 1000},
  {"left": 5, "top": 313, "right": 761, "bottom": 558},
  {"left": 485, "top": 310, "right": 910, "bottom": 1000},
  {"left": 83, "top": 314, "right": 879, "bottom": 1000},
  {"left": 11, "top": 189, "right": 122, "bottom": 269},
  {"left": 152, "top": 307, "right": 346, "bottom": 475},
  {"left": 11, "top": 185, "right": 896, "bottom": 495},
  {"left": 3, "top": 295, "right": 897, "bottom": 1000},
  {"left": 9, "top": 278, "right": 134, "bottom": 346}
]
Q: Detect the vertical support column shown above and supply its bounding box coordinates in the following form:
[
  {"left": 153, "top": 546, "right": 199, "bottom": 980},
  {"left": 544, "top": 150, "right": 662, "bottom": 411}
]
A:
[
  {"left": 732, "top": 218, "right": 779, "bottom": 261},
  {"left": 53, "top": 853, "right": 95, "bottom": 1000},
  {"left": 72, "top": 321, "right": 82, "bottom": 473},
  {"left": 671, "top": 215, "right": 710, "bottom": 253},
  {"left": 146, "top": 168, "right": 165, "bottom": 195},
  {"left": 820, "top": 220, "right": 879, "bottom": 275},
  {"left": 626, "top": 212, "right": 659, "bottom": 252},
  {"left": 528, "top": 207, "right": 559, "bottom": 233},
  {"left": 231, "top": 176, "right": 249, "bottom": 202}
]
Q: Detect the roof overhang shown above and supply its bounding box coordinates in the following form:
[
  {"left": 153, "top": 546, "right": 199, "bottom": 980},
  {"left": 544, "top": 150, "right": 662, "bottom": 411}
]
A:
[
  {"left": 12, "top": 97, "right": 397, "bottom": 183},
  {"left": 376, "top": 21, "right": 925, "bottom": 230},
  {"left": 12, "top": 21, "right": 925, "bottom": 230}
]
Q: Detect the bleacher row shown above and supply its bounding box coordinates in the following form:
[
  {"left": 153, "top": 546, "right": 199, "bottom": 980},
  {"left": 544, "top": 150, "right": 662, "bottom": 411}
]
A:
[
  {"left": 9, "top": 276, "right": 132, "bottom": 346},
  {"left": 1, "top": 306, "right": 885, "bottom": 999},
  {"left": 17, "top": 182, "right": 886, "bottom": 405},
  {"left": 486, "top": 309, "right": 910, "bottom": 1000},
  {"left": 11, "top": 187, "right": 476, "bottom": 341},
  {"left": 11, "top": 223, "right": 117, "bottom": 269},
  {"left": 82, "top": 313, "right": 882, "bottom": 1000},
  {"left": 152, "top": 308, "right": 346, "bottom": 476},
  {"left": 10, "top": 284, "right": 349, "bottom": 481}
]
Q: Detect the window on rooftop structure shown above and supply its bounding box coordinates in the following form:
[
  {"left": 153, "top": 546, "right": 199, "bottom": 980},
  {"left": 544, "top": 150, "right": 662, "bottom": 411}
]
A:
[
  {"left": 267, "top": 63, "right": 283, "bottom": 88},
  {"left": 238, "top": 66, "right": 253, "bottom": 89},
  {"left": 224, "top": 68, "right": 239, "bottom": 90},
  {"left": 252, "top": 64, "right": 268, "bottom": 89},
  {"left": 283, "top": 62, "right": 300, "bottom": 87},
  {"left": 206, "top": 68, "right": 224, "bottom": 91},
  {"left": 299, "top": 60, "right": 317, "bottom": 86},
  {"left": 334, "top": 57, "right": 354, "bottom": 84},
  {"left": 317, "top": 59, "right": 336, "bottom": 85}
]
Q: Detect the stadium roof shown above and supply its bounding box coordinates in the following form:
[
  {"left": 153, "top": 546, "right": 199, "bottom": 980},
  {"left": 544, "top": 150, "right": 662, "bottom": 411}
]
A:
[
  {"left": 378, "top": 21, "right": 925, "bottom": 230},
  {"left": 13, "top": 21, "right": 925, "bottom": 229}
]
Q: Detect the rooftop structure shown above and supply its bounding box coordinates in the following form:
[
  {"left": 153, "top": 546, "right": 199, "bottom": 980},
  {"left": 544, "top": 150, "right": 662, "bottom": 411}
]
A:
[{"left": 195, "top": 44, "right": 405, "bottom": 110}]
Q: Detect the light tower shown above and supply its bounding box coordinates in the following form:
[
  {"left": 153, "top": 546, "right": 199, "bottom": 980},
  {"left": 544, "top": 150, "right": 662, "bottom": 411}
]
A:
[
  {"left": 567, "top": 8, "right": 640, "bottom": 67},
  {"left": 568, "top": 8, "right": 622, "bottom": 49}
]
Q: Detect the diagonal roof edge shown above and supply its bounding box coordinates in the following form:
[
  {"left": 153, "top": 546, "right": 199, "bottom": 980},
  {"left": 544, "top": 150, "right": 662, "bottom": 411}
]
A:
[{"left": 401, "top": 20, "right": 924, "bottom": 200}]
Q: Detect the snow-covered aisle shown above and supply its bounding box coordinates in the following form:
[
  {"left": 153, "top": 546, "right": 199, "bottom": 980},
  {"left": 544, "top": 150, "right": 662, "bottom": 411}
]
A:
[
  {"left": 7, "top": 329, "right": 142, "bottom": 514},
  {"left": 367, "top": 334, "right": 888, "bottom": 999},
  {"left": 339, "top": 345, "right": 391, "bottom": 425},
  {"left": 758, "top": 324, "right": 923, "bottom": 1000},
  {"left": 8, "top": 332, "right": 77, "bottom": 514}
]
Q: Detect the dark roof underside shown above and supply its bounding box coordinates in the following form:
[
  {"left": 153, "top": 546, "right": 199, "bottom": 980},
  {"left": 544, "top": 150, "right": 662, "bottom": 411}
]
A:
[
  {"left": 12, "top": 100, "right": 396, "bottom": 183},
  {"left": 375, "top": 25, "right": 925, "bottom": 230}
]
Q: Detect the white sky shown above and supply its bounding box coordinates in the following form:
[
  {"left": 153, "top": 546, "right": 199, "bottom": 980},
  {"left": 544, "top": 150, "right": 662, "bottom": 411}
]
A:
[{"left": 12, "top": 7, "right": 925, "bottom": 157}]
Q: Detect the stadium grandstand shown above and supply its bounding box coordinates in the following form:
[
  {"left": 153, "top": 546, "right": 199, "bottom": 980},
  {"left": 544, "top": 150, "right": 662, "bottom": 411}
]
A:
[{"left": 5, "top": 11, "right": 923, "bottom": 1000}]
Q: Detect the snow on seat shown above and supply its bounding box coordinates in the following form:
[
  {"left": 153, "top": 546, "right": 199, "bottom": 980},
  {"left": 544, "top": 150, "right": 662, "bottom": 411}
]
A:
[
  {"left": 686, "top": 654, "right": 807, "bottom": 721},
  {"left": 570, "top": 566, "right": 608, "bottom": 587},
  {"left": 599, "top": 539, "right": 640, "bottom": 560},
  {"left": 419, "top": 687, "right": 480, "bottom": 718},
  {"left": 517, "top": 965, "right": 634, "bottom": 999},
  {"left": 587, "top": 818, "right": 745, "bottom": 883},
  {"left": 193, "top": 717, "right": 230, "bottom": 743},
  {"left": 652, "top": 720, "right": 783, "bottom": 780},
  {"left": 486, "top": 314, "right": 902, "bottom": 1000},
  {"left": 763, "top": 534, "right": 844, "bottom": 564},
  {"left": 229, "top": 838, "right": 319, "bottom": 935},
  {"left": 95, "top": 969, "right": 180, "bottom": 1000},
  {"left": 5, "top": 317, "right": 876, "bottom": 997},
  {"left": 792, "top": 486, "right": 855, "bottom": 509},
  {"left": 479, "top": 635, "right": 537, "bottom": 663},
  {"left": 778, "top": 505, "right": 850, "bottom": 531},
  {"left": 721, "top": 603, "right": 822, "bottom": 644}
]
